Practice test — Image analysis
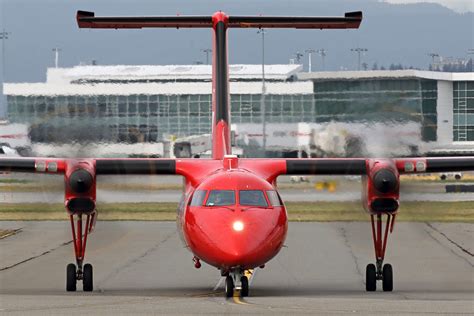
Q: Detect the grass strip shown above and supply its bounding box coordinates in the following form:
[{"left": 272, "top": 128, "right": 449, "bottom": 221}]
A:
[{"left": 0, "top": 201, "right": 472, "bottom": 222}]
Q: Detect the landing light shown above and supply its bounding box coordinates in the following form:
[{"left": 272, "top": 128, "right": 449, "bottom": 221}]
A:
[{"left": 233, "top": 220, "right": 244, "bottom": 232}]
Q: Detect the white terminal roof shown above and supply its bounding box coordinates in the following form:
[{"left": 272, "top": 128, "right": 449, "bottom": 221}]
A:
[
  {"left": 46, "top": 64, "right": 303, "bottom": 83},
  {"left": 5, "top": 64, "right": 311, "bottom": 96},
  {"left": 5, "top": 82, "right": 313, "bottom": 96},
  {"left": 298, "top": 70, "right": 473, "bottom": 81},
  {"left": 4, "top": 66, "right": 473, "bottom": 97}
]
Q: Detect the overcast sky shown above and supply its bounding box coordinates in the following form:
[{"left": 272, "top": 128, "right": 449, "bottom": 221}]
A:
[
  {"left": 383, "top": 0, "right": 473, "bottom": 13},
  {"left": 0, "top": 0, "right": 472, "bottom": 84}
]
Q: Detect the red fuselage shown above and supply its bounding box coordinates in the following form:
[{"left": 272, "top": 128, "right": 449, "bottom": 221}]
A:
[{"left": 177, "top": 157, "right": 288, "bottom": 270}]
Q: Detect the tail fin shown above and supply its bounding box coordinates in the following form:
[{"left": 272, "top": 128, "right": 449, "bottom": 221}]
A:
[{"left": 77, "top": 10, "right": 362, "bottom": 159}]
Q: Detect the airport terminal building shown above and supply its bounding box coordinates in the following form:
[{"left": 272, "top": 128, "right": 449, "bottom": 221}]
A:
[{"left": 3, "top": 65, "right": 473, "bottom": 157}]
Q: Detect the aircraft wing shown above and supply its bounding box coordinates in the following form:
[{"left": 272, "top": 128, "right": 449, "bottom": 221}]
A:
[
  {"left": 0, "top": 157, "right": 177, "bottom": 174},
  {"left": 280, "top": 157, "right": 474, "bottom": 176},
  {"left": 284, "top": 158, "right": 367, "bottom": 175}
]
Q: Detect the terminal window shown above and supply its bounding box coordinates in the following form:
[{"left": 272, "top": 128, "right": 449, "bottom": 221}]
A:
[{"left": 453, "top": 81, "right": 474, "bottom": 142}]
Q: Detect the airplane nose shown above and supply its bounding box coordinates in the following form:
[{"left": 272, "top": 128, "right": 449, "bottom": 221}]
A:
[{"left": 186, "top": 208, "right": 287, "bottom": 269}]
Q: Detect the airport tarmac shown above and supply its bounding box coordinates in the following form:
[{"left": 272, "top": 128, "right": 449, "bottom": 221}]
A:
[{"left": 0, "top": 221, "right": 472, "bottom": 315}]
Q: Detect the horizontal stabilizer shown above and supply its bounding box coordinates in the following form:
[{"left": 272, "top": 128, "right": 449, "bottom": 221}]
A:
[
  {"left": 228, "top": 11, "right": 362, "bottom": 29},
  {"left": 77, "top": 10, "right": 213, "bottom": 28},
  {"left": 77, "top": 11, "right": 362, "bottom": 29}
]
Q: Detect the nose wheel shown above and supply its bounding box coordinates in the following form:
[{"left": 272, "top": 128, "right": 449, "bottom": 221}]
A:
[
  {"left": 366, "top": 214, "right": 395, "bottom": 292},
  {"left": 224, "top": 270, "right": 250, "bottom": 297},
  {"left": 66, "top": 213, "right": 95, "bottom": 292},
  {"left": 225, "top": 275, "right": 234, "bottom": 297}
]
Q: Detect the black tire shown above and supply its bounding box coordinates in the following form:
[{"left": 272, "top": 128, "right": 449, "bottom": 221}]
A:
[
  {"left": 66, "top": 263, "right": 77, "bottom": 292},
  {"left": 382, "top": 264, "right": 393, "bottom": 292},
  {"left": 225, "top": 276, "right": 234, "bottom": 298},
  {"left": 240, "top": 276, "right": 249, "bottom": 297},
  {"left": 366, "top": 264, "right": 376, "bottom": 292},
  {"left": 83, "top": 263, "right": 93, "bottom": 292}
]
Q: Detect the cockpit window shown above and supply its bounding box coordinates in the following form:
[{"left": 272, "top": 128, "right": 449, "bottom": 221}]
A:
[
  {"left": 239, "top": 190, "right": 268, "bottom": 207},
  {"left": 190, "top": 190, "right": 207, "bottom": 206},
  {"left": 206, "top": 190, "right": 235, "bottom": 206},
  {"left": 266, "top": 190, "right": 283, "bottom": 206}
]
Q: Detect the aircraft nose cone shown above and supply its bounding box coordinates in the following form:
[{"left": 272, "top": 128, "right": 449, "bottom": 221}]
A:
[{"left": 185, "top": 208, "right": 287, "bottom": 269}]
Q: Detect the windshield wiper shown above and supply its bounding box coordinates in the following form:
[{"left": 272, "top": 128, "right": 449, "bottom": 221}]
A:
[
  {"left": 205, "top": 205, "right": 235, "bottom": 211},
  {"left": 241, "top": 205, "right": 271, "bottom": 211}
]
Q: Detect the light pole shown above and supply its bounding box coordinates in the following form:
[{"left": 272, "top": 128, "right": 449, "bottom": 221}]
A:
[
  {"left": 351, "top": 47, "right": 368, "bottom": 71},
  {"left": 0, "top": 29, "right": 9, "bottom": 119},
  {"left": 257, "top": 29, "right": 267, "bottom": 155},
  {"left": 427, "top": 53, "right": 439, "bottom": 70},
  {"left": 201, "top": 48, "right": 211, "bottom": 65},
  {"left": 52, "top": 48, "right": 62, "bottom": 68},
  {"left": 316, "top": 48, "right": 327, "bottom": 71},
  {"left": 305, "top": 49, "right": 315, "bottom": 72},
  {"left": 295, "top": 51, "right": 303, "bottom": 64},
  {"left": 467, "top": 49, "right": 474, "bottom": 72}
]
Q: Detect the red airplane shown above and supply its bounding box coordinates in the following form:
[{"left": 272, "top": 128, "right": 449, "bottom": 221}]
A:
[{"left": 1, "top": 10, "right": 473, "bottom": 298}]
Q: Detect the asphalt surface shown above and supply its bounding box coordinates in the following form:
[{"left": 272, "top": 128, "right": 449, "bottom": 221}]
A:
[{"left": 0, "top": 221, "right": 472, "bottom": 315}]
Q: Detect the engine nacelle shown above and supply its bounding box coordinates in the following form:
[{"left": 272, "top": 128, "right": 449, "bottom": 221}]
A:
[
  {"left": 362, "top": 159, "right": 400, "bottom": 214},
  {"left": 64, "top": 160, "right": 96, "bottom": 215}
]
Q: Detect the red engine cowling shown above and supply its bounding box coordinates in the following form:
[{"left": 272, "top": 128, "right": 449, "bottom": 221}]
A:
[
  {"left": 362, "top": 159, "right": 400, "bottom": 215},
  {"left": 64, "top": 160, "right": 96, "bottom": 215}
]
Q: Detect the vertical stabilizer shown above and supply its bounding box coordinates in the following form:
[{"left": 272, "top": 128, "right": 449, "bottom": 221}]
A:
[{"left": 211, "top": 12, "right": 231, "bottom": 159}]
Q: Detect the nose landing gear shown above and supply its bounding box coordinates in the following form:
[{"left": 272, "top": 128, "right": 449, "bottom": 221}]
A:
[
  {"left": 223, "top": 269, "right": 250, "bottom": 298},
  {"left": 366, "top": 213, "right": 394, "bottom": 292},
  {"left": 66, "top": 213, "right": 95, "bottom": 292}
]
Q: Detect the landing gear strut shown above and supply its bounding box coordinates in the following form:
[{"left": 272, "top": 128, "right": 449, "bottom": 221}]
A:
[
  {"left": 366, "top": 213, "right": 395, "bottom": 292},
  {"left": 66, "top": 213, "right": 95, "bottom": 292},
  {"left": 223, "top": 269, "right": 249, "bottom": 298}
]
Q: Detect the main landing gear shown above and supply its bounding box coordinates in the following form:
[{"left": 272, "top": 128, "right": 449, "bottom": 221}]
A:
[
  {"left": 366, "top": 213, "right": 395, "bottom": 292},
  {"left": 66, "top": 213, "right": 95, "bottom": 292},
  {"left": 223, "top": 269, "right": 249, "bottom": 298}
]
